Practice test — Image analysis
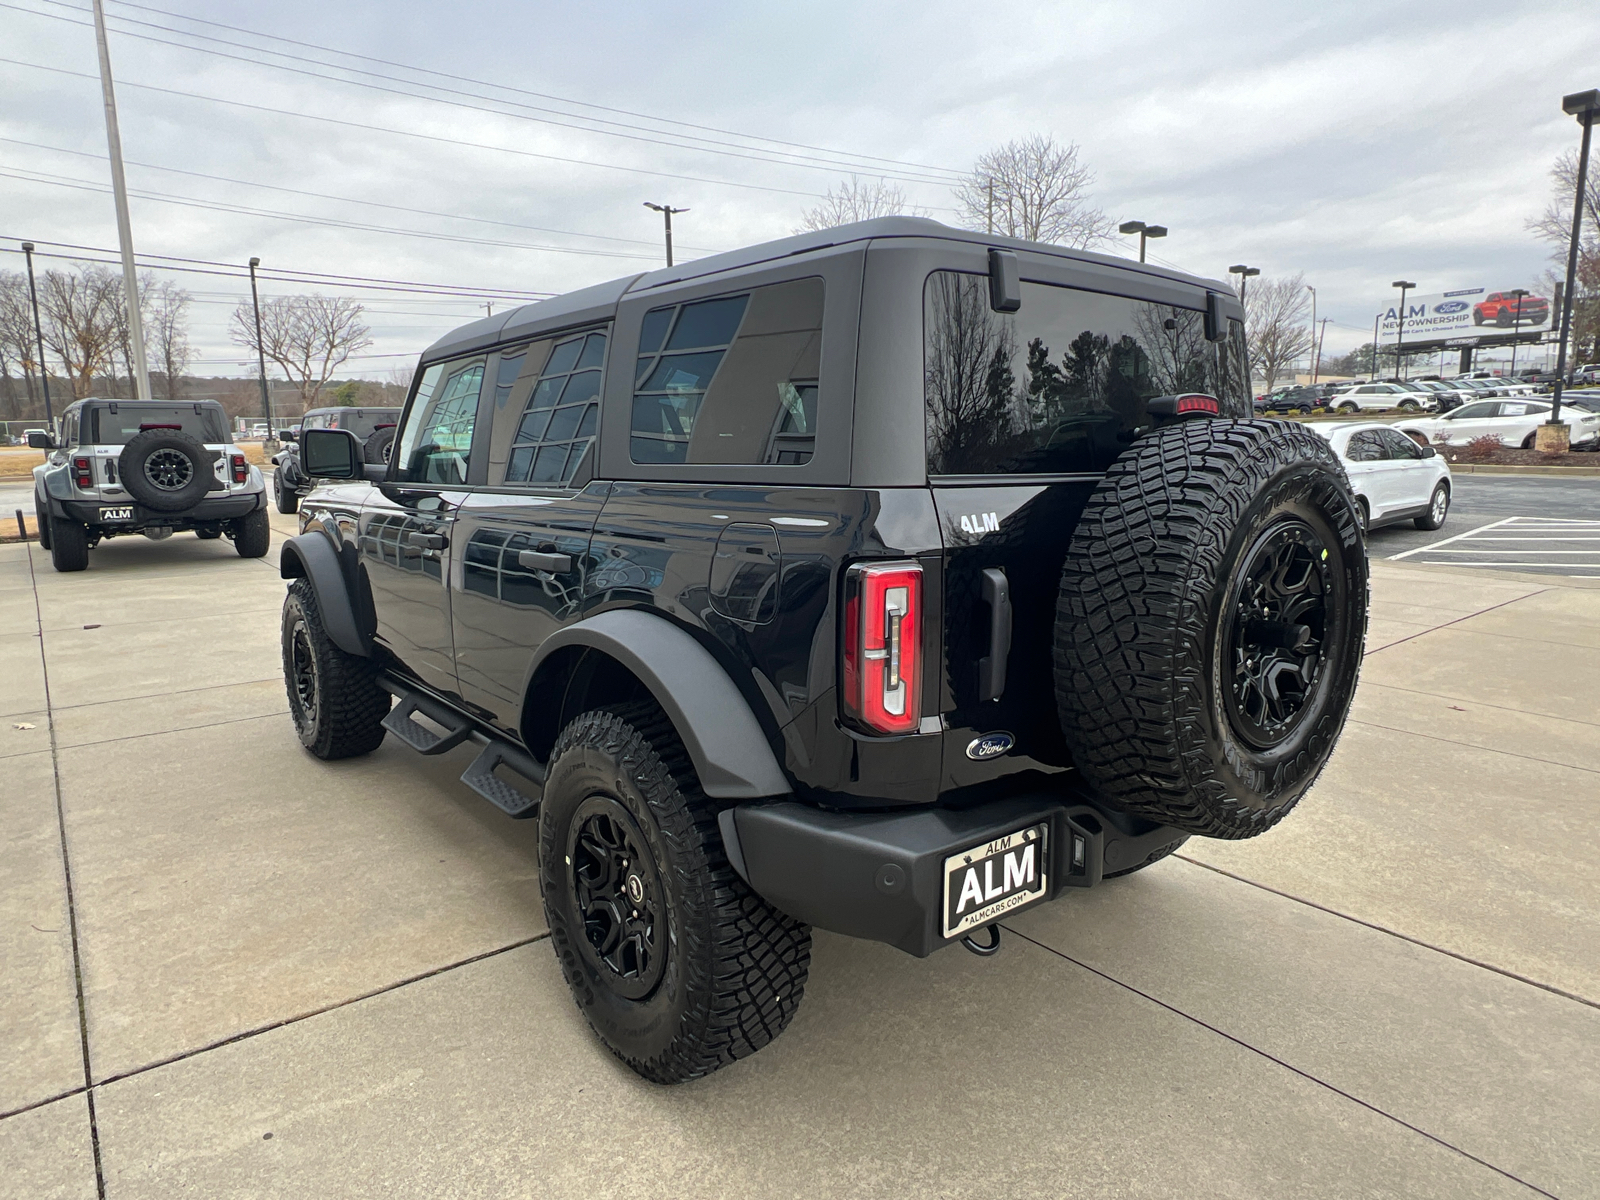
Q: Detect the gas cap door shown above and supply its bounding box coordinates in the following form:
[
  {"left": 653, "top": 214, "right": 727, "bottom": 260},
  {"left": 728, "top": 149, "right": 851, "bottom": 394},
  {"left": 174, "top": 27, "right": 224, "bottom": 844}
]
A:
[{"left": 709, "top": 522, "right": 781, "bottom": 624}]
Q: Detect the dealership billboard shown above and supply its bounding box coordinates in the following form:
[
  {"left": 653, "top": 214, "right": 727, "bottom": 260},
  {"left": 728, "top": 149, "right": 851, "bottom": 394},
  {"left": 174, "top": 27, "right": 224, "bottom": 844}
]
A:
[{"left": 1375, "top": 286, "right": 1552, "bottom": 345}]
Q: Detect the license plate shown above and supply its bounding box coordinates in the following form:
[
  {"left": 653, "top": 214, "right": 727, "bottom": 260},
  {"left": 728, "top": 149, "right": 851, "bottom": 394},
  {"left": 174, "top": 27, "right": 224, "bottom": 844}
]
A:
[
  {"left": 942, "top": 823, "right": 1048, "bottom": 939},
  {"left": 98, "top": 506, "right": 134, "bottom": 522}
]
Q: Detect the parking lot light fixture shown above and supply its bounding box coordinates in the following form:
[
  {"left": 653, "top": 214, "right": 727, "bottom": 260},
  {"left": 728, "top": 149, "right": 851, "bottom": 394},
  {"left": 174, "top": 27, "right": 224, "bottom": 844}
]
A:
[
  {"left": 643, "top": 201, "right": 688, "bottom": 267},
  {"left": 1547, "top": 88, "right": 1599, "bottom": 435},
  {"left": 1392, "top": 281, "right": 1416, "bottom": 380},
  {"left": 1228, "top": 264, "right": 1259, "bottom": 304}
]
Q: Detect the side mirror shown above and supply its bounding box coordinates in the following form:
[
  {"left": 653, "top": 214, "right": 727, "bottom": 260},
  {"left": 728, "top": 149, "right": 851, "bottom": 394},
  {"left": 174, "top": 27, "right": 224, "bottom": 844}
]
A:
[
  {"left": 1204, "top": 291, "right": 1228, "bottom": 342},
  {"left": 278, "top": 429, "right": 297, "bottom": 443},
  {"left": 301, "top": 427, "right": 364, "bottom": 479},
  {"left": 1419, "top": 444, "right": 1437, "bottom": 458},
  {"left": 26, "top": 431, "right": 56, "bottom": 450},
  {"left": 987, "top": 248, "right": 1021, "bottom": 313}
]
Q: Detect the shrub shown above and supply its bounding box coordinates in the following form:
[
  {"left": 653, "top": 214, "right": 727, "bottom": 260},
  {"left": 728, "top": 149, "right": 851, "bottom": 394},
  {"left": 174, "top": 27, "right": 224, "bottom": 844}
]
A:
[{"left": 1463, "top": 434, "right": 1503, "bottom": 461}]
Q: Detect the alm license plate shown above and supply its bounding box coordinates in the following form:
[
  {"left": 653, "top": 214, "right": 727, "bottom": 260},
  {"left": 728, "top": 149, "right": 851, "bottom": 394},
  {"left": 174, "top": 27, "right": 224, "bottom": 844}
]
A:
[
  {"left": 98, "top": 506, "right": 135, "bottom": 522},
  {"left": 942, "top": 823, "right": 1048, "bottom": 940}
]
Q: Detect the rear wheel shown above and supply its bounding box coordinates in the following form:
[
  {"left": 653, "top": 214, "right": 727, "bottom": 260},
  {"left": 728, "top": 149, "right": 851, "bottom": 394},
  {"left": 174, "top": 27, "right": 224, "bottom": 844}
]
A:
[
  {"left": 1521, "top": 433, "right": 1536, "bottom": 450},
  {"left": 1338, "top": 401, "right": 1358, "bottom": 414},
  {"left": 1054, "top": 420, "right": 1367, "bottom": 840},
  {"left": 1399, "top": 399, "right": 1420, "bottom": 412},
  {"left": 281, "top": 579, "right": 389, "bottom": 759},
  {"left": 49, "top": 516, "right": 89, "bottom": 572},
  {"left": 539, "top": 703, "right": 811, "bottom": 1084},
  {"left": 1414, "top": 483, "right": 1450, "bottom": 531},
  {"left": 234, "top": 508, "right": 270, "bottom": 558},
  {"left": 1104, "top": 835, "right": 1190, "bottom": 879},
  {"left": 35, "top": 491, "right": 52, "bottom": 550},
  {"left": 274, "top": 473, "right": 299, "bottom": 514}
]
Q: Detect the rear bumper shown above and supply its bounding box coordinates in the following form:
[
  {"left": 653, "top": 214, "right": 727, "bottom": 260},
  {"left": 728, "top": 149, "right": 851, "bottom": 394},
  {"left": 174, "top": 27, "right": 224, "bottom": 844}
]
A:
[
  {"left": 55, "top": 490, "right": 264, "bottom": 528},
  {"left": 722, "top": 792, "right": 1185, "bottom": 957}
]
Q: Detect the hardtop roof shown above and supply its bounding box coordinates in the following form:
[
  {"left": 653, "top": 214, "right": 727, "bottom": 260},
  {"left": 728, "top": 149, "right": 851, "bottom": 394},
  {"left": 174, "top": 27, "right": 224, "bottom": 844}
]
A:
[{"left": 421, "top": 217, "right": 1235, "bottom": 363}]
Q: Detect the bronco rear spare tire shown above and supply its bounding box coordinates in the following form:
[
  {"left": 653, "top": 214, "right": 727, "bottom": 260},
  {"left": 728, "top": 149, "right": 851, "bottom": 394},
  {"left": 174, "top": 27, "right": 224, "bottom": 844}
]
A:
[
  {"left": 119, "top": 428, "right": 215, "bottom": 512},
  {"left": 1054, "top": 419, "right": 1366, "bottom": 840}
]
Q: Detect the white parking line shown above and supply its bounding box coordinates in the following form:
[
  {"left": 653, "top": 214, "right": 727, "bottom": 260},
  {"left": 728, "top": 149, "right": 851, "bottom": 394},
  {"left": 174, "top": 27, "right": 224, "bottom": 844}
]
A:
[
  {"left": 1392, "top": 515, "right": 1600, "bottom": 576},
  {"left": 1387, "top": 516, "right": 1516, "bottom": 561}
]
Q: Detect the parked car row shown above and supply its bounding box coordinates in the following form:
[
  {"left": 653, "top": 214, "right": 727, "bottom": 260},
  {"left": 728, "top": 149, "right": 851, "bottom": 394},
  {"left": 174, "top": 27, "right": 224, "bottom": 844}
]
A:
[
  {"left": 1396, "top": 398, "right": 1600, "bottom": 450},
  {"left": 1256, "top": 373, "right": 1554, "bottom": 416}
]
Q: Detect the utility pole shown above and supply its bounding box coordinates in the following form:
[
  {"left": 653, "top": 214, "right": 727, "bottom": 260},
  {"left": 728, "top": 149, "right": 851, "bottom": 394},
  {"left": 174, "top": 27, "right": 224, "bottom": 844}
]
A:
[
  {"left": 1370, "top": 313, "right": 1381, "bottom": 381},
  {"left": 91, "top": 0, "right": 151, "bottom": 401},
  {"left": 20, "top": 242, "right": 54, "bottom": 423},
  {"left": 482, "top": 301, "right": 494, "bottom": 318},
  {"left": 1549, "top": 88, "right": 1598, "bottom": 434},
  {"left": 1317, "top": 318, "right": 1330, "bottom": 384},
  {"left": 643, "top": 202, "right": 688, "bottom": 267},
  {"left": 247, "top": 257, "right": 275, "bottom": 440},
  {"left": 1305, "top": 285, "right": 1317, "bottom": 382}
]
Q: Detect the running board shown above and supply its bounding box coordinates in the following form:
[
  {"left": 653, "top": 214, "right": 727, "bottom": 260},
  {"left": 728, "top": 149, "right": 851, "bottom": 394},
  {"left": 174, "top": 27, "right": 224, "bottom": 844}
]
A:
[
  {"left": 460, "top": 741, "right": 543, "bottom": 818},
  {"left": 381, "top": 692, "right": 473, "bottom": 755}
]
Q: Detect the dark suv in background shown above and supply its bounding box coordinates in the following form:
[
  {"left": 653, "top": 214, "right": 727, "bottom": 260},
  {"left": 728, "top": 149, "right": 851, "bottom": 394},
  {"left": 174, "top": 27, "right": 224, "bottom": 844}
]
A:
[
  {"left": 281, "top": 218, "right": 1367, "bottom": 1083},
  {"left": 271, "top": 406, "right": 399, "bottom": 513}
]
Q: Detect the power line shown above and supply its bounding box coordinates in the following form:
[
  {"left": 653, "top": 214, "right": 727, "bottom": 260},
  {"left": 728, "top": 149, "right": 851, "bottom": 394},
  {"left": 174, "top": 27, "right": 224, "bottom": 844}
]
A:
[
  {"left": 0, "top": 164, "right": 671, "bottom": 261},
  {"left": 1, "top": 56, "right": 832, "bottom": 200},
  {"left": 97, "top": 0, "right": 968, "bottom": 181},
  {"left": 13, "top": 0, "right": 964, "bottom": 186},
  {"left": 0, "top": 136, "right": 724, "bottom": 253}
]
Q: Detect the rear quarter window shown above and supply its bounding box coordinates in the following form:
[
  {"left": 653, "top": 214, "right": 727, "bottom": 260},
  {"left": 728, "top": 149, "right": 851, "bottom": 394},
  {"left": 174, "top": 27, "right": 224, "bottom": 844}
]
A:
[{"left": 923, "top": 271, "right": 1248, "bottom": 477}]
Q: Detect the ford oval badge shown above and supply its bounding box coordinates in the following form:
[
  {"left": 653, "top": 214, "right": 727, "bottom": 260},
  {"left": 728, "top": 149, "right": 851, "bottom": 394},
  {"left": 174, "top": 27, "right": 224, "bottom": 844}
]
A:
[
  {"left": 966, "top": 732, "right": 1015, "bottom": 761},
  {"left": 1434, "top": 300, "right": 1468, "bottom": 314}
]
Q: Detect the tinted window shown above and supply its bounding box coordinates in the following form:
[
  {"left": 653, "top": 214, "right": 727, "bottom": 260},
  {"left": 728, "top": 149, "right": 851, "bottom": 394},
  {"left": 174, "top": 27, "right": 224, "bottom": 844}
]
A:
[
  {"left": 482, "top": 331, "right": 605, "bottom": 489},
  {"left": 923, "top": 272, "right": 1248, "bottom": 477},
  {"left": 393, "top": 358, "right": 483, "bottom": 485},
  {"left": 1378, "top": 428, "right": 1421, "bottom": 459},
  {"left": 89, "top": 404, "right": 229, "bottom": 445},
  {"left": 630, "top": 278, "right": 823, "bottom": 465},
  {"left": 1345, "top": 431, "right": 1387, "bottom": 462},
  {"left": 322, "top": 409, "right": 400, "bottom": 439},
  {"left": 1450, "top": 402, "right": 1497, "bottom": 419}
]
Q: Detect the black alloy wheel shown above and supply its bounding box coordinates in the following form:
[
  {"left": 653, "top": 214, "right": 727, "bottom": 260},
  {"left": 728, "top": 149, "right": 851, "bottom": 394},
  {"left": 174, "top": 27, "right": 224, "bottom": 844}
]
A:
[
  {"left": 288, "top": 611, "right": 319, "bottom": 721},
  {"left": 567, "top": 797, "right": 667, "bottom": 1000},
  {"left": 1222, "top": 519, "right": 1332, "bottom": 750},
  {"left": 144, "top": 447, "right": 194, "bottom": 492},
  {"left": 279, "top": 579, "right": 390, "bottom": 759}
]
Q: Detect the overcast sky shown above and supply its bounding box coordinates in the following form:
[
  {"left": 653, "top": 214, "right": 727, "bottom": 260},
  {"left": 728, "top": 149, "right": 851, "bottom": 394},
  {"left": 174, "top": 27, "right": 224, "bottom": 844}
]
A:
[{"left": 3, "top": 0, "right": 1596, "bottom": 378}]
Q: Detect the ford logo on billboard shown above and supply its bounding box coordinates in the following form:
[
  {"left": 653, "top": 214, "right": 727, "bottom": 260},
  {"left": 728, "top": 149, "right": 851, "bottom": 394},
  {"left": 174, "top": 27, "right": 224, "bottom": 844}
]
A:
[{"left": 1435, "top": 301, "right": 1469, "bottom": 314}]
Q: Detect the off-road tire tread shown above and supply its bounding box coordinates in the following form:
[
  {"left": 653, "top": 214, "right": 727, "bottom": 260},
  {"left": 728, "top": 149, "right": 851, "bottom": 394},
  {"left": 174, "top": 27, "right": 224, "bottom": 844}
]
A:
[
  {"left": 275, "top": 474, "right": 299, "bottom": 514},
  {"left": 234, "top": 508, "right": 271, "bottom": 558},
  {"left": 545, "top": 703, "right": 811, "bottom": 1084},
  {"left": 1054, "top": 418, "right": 1363, "bottom": 839},
  {"left": 283, "top": 578, "right": 389, "bottom": 758},
  {"left": 36, "top": 492, "right": 52, "bottom": 550},
  {"left": 49, "top": 515, "right": 89, "bottom": 572}
]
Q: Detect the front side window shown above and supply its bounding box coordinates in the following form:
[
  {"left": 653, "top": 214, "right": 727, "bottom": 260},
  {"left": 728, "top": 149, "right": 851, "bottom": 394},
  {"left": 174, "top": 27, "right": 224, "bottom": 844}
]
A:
[
  {"left": 923, "top": 272, "right": 1248, "bottom": 477},
  {"left": 1378, "top": 429, "right": 1421, "bottom": 459},
  {"left": 630, "top": 277, "right": 824, "bottom": 465},
  {"left": 393, "top": 358, "right": 483, "bottom": 485},
  {"left": 1450, "top": 402, "right": 1495, "bottom": 420}
]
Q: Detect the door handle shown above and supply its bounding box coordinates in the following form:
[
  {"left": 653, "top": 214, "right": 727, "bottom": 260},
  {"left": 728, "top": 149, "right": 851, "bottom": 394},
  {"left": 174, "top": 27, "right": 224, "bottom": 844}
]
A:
[
  {"left": 403, "top": 531, "right": 448, "bottom": 557},
  {"left": 518, "top": 549, "right": 572, "bottom": 573},
  {"left": 978, "top": 567, "right": 1011, "bottom": 703}
]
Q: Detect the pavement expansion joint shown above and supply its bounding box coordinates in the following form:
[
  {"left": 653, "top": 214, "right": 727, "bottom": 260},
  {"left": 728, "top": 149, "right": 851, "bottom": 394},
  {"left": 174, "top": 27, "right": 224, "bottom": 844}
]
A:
[
  {"left": 1359, "top": 680, "right": 1600, "bottom": 730},
  {"left": 51, "top": 675, "right": 284, "bottom": 711},
  {"left": 1174, "top": 856, "right": 1600, "bottom": 1012},
  {"left": 1344, "top": 717, "right": 1600, "bottom": 775},
  {"left": 61, "top": 709, "right": 289, "bottom": 752},
  {"left": 1362, "top": 587, "right": 1553, "bottom": 657},
  {"left": 1001, "top": 923, "right": 1565, "bottom": 1200}
]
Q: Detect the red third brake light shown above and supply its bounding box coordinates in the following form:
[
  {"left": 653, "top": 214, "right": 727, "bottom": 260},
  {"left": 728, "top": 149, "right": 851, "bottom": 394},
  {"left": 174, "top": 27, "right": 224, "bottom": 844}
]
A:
[
  {"left": 1175, "top": 393, "right": 1220, "bottom": 414},
  {"left": 230, "top": 453, "right": 248, "bottom": 484},
  {"left": 842, "top": 561, "right": 921, "bottom": 735}
]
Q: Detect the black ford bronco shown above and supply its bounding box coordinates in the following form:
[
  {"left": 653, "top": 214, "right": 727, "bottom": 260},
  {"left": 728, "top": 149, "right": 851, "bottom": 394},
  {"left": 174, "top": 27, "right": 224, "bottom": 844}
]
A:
[
  {"left": 32, "top": 397, "right": 270, "bottom": 572},
  {"left": 280, "top": 218, "right": 1366, "bottom": 1083},
  {"left": 271, "top": 405, "right": 400, "bottom": 514}
]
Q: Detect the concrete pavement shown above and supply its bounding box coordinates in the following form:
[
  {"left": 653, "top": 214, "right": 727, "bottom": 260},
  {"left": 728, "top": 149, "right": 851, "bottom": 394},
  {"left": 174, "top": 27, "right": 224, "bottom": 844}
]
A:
[{"left": 2, "top": 512, "right": 1597, "bottom": 1198}]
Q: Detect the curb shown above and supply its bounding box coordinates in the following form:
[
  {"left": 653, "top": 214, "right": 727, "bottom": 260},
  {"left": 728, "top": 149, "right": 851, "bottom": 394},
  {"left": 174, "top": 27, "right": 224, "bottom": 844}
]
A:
[{"left": 1444, "top": 463, "right": 1600, "bottom": 477}]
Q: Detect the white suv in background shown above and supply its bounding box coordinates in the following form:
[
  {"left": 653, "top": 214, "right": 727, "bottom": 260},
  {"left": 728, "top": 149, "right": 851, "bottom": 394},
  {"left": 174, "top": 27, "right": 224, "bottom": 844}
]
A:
[
  {"left": 1314, "top": 422, "right": 1452, "bottom": 533},
  {"left": 1332, "top": 382, "right": 1434, "bottom": 413}
]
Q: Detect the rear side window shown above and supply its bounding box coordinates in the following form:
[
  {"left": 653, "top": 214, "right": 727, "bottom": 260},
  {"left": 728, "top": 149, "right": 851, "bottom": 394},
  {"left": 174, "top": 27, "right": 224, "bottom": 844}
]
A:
[
  {"left": 89, "top": 404, "right": 228, "bottom": 445},
  {"left": 630, "top": 277, "right": 823, "bottom": 465},
  {"left": 393, "top": 358, "right": 484, "bottom": 485},
  {"left": 923, "top": 272, "right": 1248, "bottom": 477},
  {"left": 1345, "top": 431, "right": 1387, "bottom": 462}
]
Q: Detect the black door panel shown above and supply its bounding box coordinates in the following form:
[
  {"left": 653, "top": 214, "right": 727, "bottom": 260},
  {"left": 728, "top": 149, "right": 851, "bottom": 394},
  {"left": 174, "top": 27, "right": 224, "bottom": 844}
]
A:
[{"left": 359, "top": 486, "right": 463, "bottom": 697}]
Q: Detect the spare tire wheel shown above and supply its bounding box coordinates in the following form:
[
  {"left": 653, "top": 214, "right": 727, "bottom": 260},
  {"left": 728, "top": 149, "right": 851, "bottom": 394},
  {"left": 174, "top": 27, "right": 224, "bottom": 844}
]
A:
[
  {"left": 1054, "top": 419, "right": 1367, "bottom": 840},
  {"left": 363, "top": 426, "right": 396, "bottom": 466},
  {"left": 119, "top": 428, "right": 216, "bottom": 512}
]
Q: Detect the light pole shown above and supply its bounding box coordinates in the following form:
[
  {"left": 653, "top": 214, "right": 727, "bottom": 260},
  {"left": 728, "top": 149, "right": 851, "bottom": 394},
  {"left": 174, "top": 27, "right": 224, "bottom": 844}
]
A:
[
  {"left": 1370, "top": 313, "right": 1381, "bottom": 381},
  {"left": 1392, "top": 280, "right": 1416, "bottom": 380},
  {"left": 1507, "top": 288, "right": 1529, "bottom": 379},
  {"left": 1228, "top": 264, "right": 1260, "bottom": 305},
  {"left": 247, "top": 257, "right": 275, "bottom": 440},
  {"left": 643, "top": 202, "right": 688, "bottom": 268},
  {"left": 1119, "top": 220, "right": 1167, "bottom": 263},
  {"left": 20, "top": 242, "right": 53, "bottom": 424},
  {"left": 1305, "top": 284, "right": 1317, "bottom": 382},
  {"left": 91, "top": 0, "right": 151, "bottom": 401},
  {"left": 1548, "top": 88, "right": 1598, "bottom": 438}
]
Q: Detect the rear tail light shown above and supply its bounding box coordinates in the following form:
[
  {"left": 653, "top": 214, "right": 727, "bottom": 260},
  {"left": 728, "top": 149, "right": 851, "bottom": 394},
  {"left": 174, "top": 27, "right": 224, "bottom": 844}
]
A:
[
  {"left": 72, "top": 457, "right": 93, "bottom": 488},
  {"left": 230, "top": 453, "right": 248, "bottom": 484},
  {"left": 842, "top": 561, "right": 921, "bottom": 735}
]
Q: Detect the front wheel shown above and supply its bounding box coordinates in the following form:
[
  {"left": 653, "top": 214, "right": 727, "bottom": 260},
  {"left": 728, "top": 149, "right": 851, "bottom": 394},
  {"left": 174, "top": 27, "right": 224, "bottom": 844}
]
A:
[
  {"left": 274, "top": 473, "right": 299, "bottom": 514},
  {"left": 281, "top": 579, "right": 390, "bottom": 759},
  {"left": 1055, "top": 420, "right": 1368, "bottom": 840},
  {"left": 1338, "top": 401, "right": 1358, "bottom": 414},
  {"left": 49, "top": 516, "right": 89, "bottom": 572},
  {"left": 1414, "top": 483, "right": 1450, "bottom": 531},
  {"left": 234, "top": 508, "right": 270, "bottom": 558},
  {"left": 1398, "top": 399, "right": 1420, "bottom": 412},
  {"left": 35, "top": 492, "right": 52, "bottom": 550},
  {"left": 540, "top": 704, "right": 811, "bottom": 1084}
]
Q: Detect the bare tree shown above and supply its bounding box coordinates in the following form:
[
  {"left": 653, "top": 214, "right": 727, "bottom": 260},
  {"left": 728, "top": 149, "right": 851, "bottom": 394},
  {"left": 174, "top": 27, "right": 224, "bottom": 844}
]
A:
[
  {"left": 797, "top": 177, "right": 925, "bottom": 232},
  {"left": 1244, "top": 273, "right": 1313, "bottom": 392},
  {"left": 229, "top": 294, "right": 373, "bottom": 410},
  {"left": 40, "top": 264, "right": 123, "bottom": 399},
  {"left": 106, "top": 271, "right": 156, "bottom": 398},
  {"left": 954, "top": 135, "right": 1113, "bottom": 249},
  {"left": 0, "top": 272, "right": 42, "bottom": 418},
  {"left": 1527, "top": 151, "right": 1600, "bottom": 365},
  {"left": 147, "top": 282, "right": 192, "bottom": 399}
]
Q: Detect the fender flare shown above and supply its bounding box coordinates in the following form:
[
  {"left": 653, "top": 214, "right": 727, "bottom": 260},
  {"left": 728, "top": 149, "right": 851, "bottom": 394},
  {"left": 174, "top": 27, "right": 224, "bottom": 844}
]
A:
[
  {"left": 279, "top": 532, "right": 370, "bottom": 657},
  {"left": 532, "top": 609, "right": 790, "bottom": 800}
]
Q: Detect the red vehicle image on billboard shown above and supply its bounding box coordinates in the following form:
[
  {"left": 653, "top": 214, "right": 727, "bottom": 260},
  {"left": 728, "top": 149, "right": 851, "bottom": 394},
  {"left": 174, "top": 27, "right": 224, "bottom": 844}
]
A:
[{"left": 1473, "top": 292, "right": 1550, "bottom": 327}]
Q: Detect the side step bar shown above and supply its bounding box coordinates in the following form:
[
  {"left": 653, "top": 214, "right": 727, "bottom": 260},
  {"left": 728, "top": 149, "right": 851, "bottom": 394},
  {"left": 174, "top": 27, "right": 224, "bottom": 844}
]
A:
[{"left": 379, "top": 675, "right": 544, "bottom": 819}]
